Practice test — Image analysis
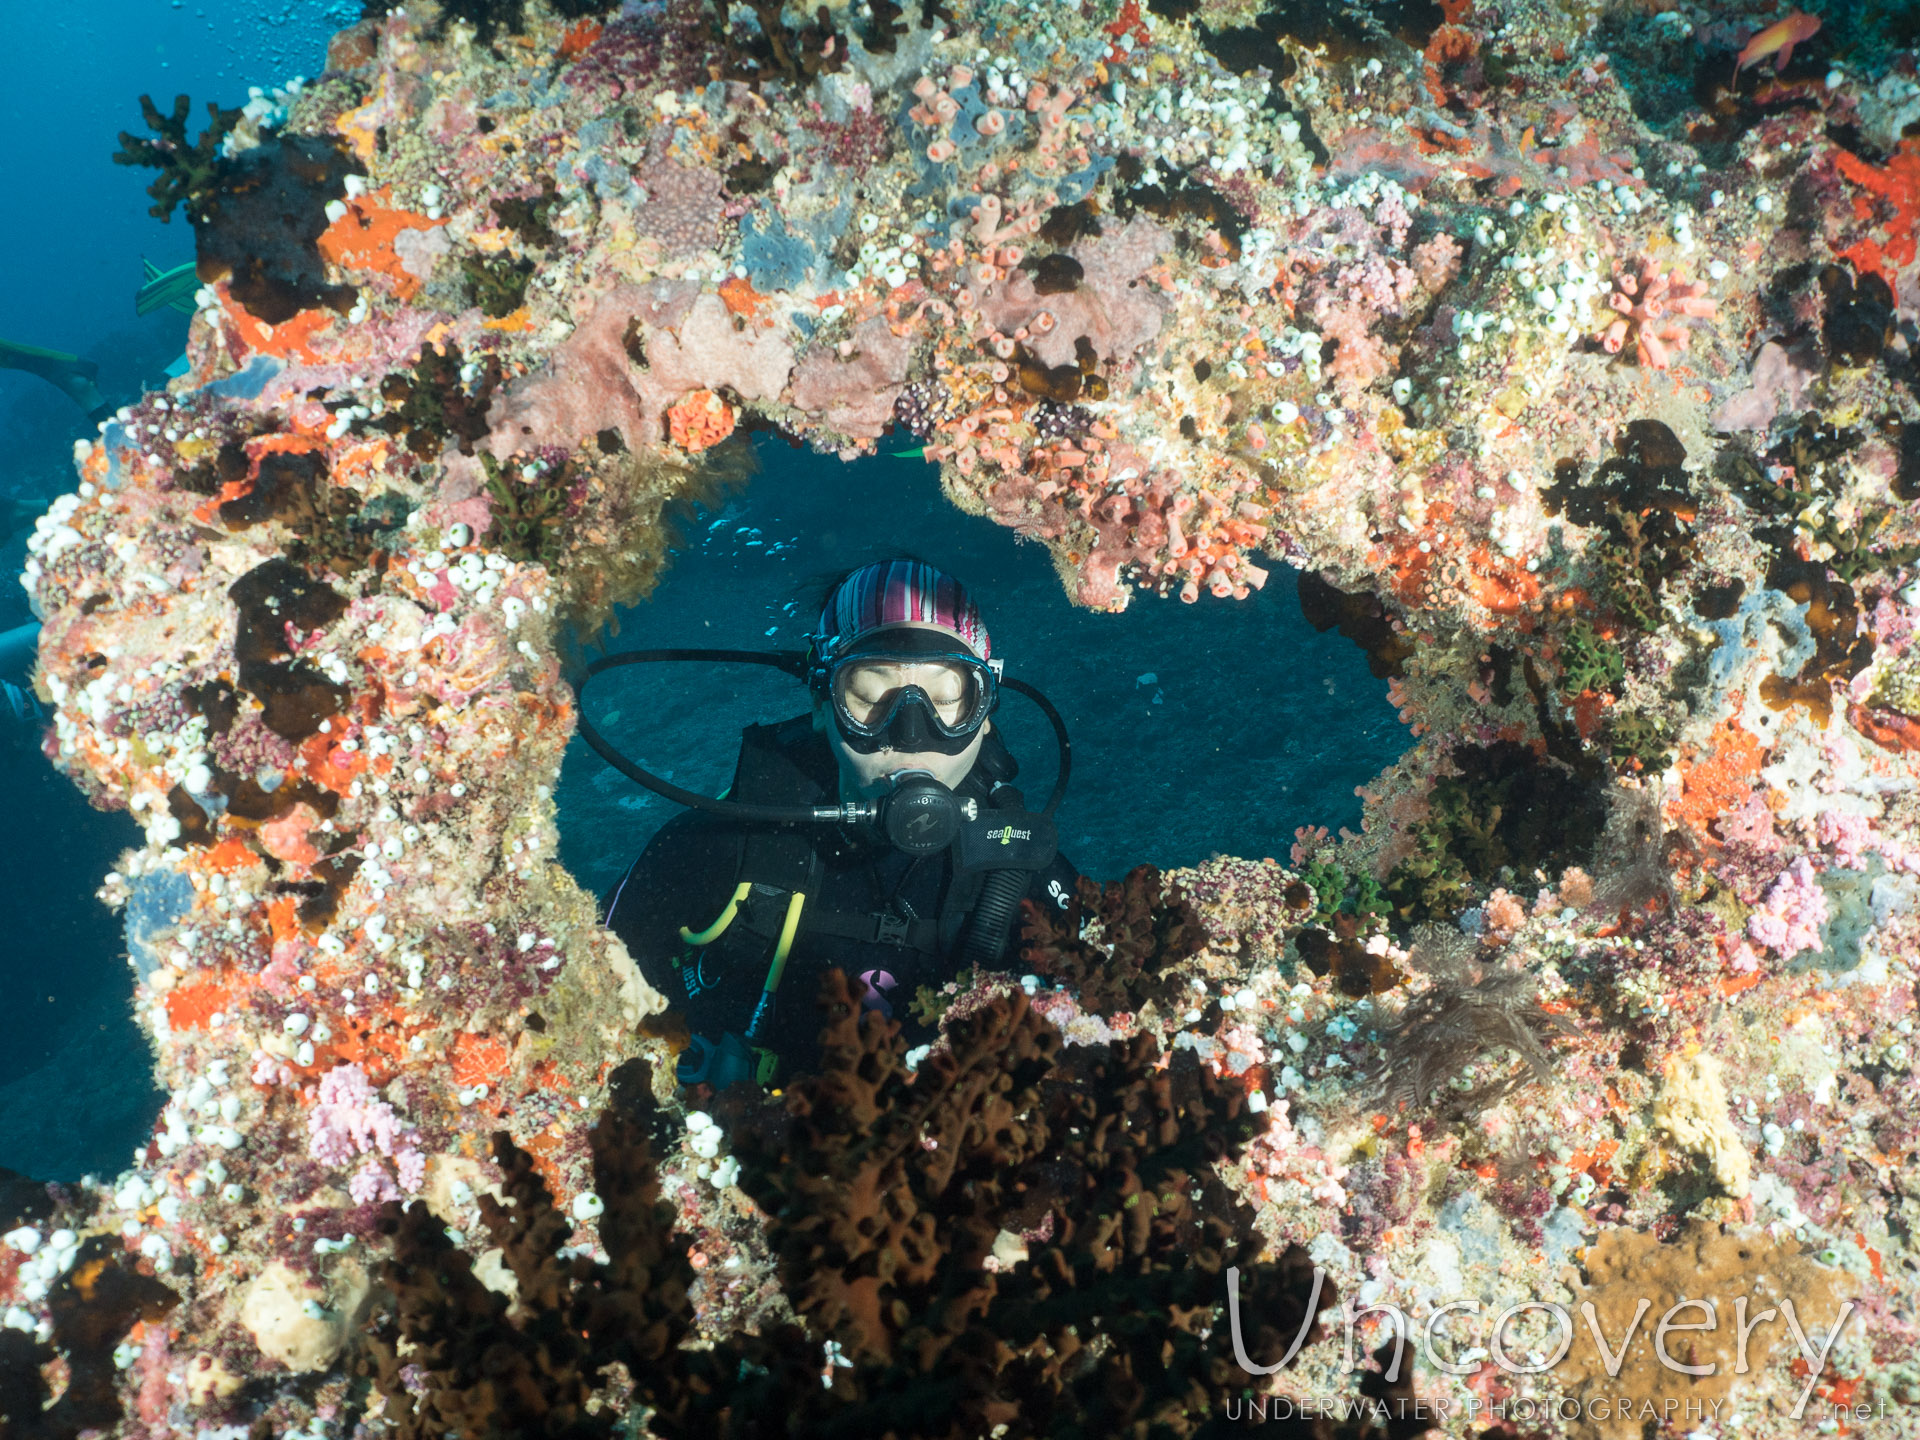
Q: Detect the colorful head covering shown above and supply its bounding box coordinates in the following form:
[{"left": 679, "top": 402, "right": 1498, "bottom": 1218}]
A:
[{"left": 810, "top": 559, "right": 991, "bottom": 662}]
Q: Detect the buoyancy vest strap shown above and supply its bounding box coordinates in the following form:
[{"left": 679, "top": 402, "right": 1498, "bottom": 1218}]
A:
[
  {"left": 733, "top": 888, "right": 942, "bottom": 952},
  {"left": 680, "top": 881, "right": 752, "bottom": 946},
  {"left": 797, "top": 908, "right": 942, "bottom": 951}
]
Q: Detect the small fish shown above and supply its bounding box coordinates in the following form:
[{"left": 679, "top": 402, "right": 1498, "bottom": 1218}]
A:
[
  {"left": 136, "top": 257, "right": 200, "bottom": 316},
  {"left": 1735, "top": 8, "right": 1821, "bottom": 77}
]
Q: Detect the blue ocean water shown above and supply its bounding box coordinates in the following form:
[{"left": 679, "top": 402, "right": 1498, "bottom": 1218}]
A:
[
  {"left": 0, "top": 3, "right": 358, "bottom": 1186},
  {"left": 0, "top": 7, "right": 1407, "bottom": 1181}
]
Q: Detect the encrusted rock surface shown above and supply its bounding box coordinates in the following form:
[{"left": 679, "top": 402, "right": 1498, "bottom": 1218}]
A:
[{"left": 6, "top": 0, "right": 1920, "bottom": 1433}]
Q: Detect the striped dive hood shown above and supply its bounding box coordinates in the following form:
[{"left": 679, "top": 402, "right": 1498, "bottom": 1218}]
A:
[{"left": 807, "top": 560, "right": 992, "bottom": 677}]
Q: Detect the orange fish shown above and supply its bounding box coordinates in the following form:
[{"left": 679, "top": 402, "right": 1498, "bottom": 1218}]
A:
[{"left": 1735, "top": 8, "right": 1822, "bottom": 76}]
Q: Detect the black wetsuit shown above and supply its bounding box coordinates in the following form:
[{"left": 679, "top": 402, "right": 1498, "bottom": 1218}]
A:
[{"left": 602, "top": 713, "right": 1078, "bottom": 1085}]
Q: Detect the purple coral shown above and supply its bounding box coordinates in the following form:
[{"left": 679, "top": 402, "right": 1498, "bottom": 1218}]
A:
[
  {"left": 560, "top": 8, "right": 711, "bottom": 98},
  {"left": 1746, "top": 855, "right": 1830, "bottom": 959},
  {"left": 309, "top": 1062, "right": 425, "bottom": 1194},
  {"left": 798, "top": 107, "right": 892, "bottom": 168},
  {"left": 893, "top": 379, "right": 955, "bottom": 440},
  {"left": 635, "top": 143, "right": 725, "bottom": 259},
  {"left": 208, "top": 714, "right": 297, "bottom": 774}
]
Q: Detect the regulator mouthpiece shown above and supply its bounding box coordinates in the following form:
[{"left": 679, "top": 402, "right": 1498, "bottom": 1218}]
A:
[{"left": 878, "top": 770, "right": 964, "bottom": 856}]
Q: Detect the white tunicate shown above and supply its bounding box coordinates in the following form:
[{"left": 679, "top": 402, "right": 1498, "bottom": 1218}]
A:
[
  {"left": 571, "top": 1192, "right": 606, "bottom": 1222},
  {"left": 139, "top": 1234, "right": 173, "bottom": 1272}
]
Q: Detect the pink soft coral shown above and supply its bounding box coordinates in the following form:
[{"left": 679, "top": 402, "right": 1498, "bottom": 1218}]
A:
[
  {"left": 1411, "top": 232, "right": 1463, "bottom": 294},
  {"left": 1816, "top": 809, "right": 1873, "bottom": 868},
  {"left": 1313, "top": 300, "right": 1395, "bottom": 395},
  {"left": 309, "top": 1062, "right": 425, "bottom": 1193},
  {"left": 1746, "top": 855, "right": 1830, "bottom": 959},
  {"left": 1483, "top": 887, "right": 1527, "bottom": 936}
]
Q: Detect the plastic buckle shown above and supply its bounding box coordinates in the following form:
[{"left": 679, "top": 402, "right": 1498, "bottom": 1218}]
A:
[
  {"left": 753, "top": 1047, "right": 780, "bottom": 1087},
  {"left": 676, "top": 1034, "right": 716, "bottom": 1086},
  {"left": 874, "top": 913, "right": 909, "bottom": 947}
]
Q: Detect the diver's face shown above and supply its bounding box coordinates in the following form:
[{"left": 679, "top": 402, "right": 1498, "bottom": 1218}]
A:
[
  {"left": 817, "top": 657, "right": 991, "bottom": 800},
  {"left": 836, "top": 656, "right": 978, "bottom": 732}
]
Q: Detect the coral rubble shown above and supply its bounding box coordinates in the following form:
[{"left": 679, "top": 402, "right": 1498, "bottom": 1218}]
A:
[{"left": 8, "top": 0, "right": 1920, "bottom": 1432}]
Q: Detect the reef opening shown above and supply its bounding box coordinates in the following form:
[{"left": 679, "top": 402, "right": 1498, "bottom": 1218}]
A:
[{"left": 553, "top": 436, "right": 1407, "bottom": 897}]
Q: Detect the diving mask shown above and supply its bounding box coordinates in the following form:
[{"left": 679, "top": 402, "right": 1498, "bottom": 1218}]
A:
[{"left": 811, "top": 632, "right": 1001, "bottom": 756}]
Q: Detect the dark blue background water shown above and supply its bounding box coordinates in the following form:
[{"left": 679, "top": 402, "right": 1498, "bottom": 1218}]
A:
[{"left": 0, "top": 7, "right": 1407, "bottom": 1182}]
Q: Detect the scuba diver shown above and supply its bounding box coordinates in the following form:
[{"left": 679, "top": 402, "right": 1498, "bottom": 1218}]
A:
[
  {"left": 1, "top": 621, "right": 44, "bottom": 740},
  {"left": 591, "top": 558, "right": 1079, "bottom": 1092}
]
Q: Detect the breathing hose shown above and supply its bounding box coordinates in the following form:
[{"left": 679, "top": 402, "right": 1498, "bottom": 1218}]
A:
[
  {"left": 958, "top": 675, "right": 1078, "bottom": 964},
  {"left": 574, "top": 649, "right": 876, "bottom": 825},
  {"left": 959, "top": 867, "right": 1033, "bottom": 966}
]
